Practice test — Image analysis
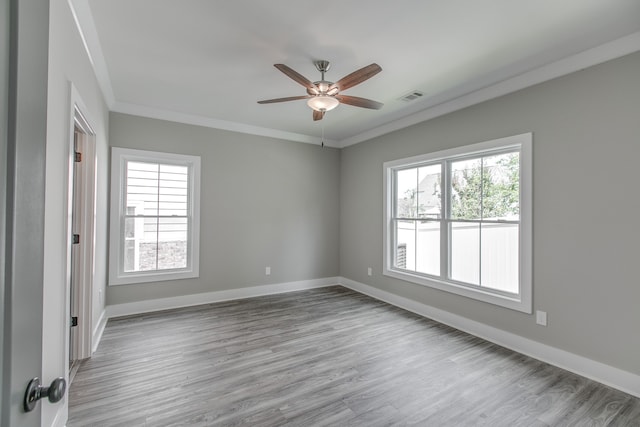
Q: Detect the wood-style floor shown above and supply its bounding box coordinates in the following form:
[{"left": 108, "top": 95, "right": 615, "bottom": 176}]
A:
[{"left": 68, "top": 286, "right": 640, "bottom": 426}]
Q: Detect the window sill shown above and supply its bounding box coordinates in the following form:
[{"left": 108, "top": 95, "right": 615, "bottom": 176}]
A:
[
  {"left": 109, "top": 269, "right": 198, "bottom": 286},
  {"left": 383, "top": 268, "right": 531, "bottom": 313}
]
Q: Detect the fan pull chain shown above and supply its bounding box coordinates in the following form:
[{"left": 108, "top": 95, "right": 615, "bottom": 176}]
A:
[{"left": 321, "top": 123, "right": 325, "bottom": 148}]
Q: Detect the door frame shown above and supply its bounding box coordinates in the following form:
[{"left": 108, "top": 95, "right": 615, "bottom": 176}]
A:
[{"left": 67, "top": 83, "right": 97, "bottom": 365}]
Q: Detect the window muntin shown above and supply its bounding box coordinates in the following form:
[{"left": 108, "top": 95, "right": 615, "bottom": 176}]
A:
[
  {"left": 384, "top": 134, "right": 532, "bottom": 313},
  {"left": 110, "top": 148, "right": 200, "bottom": 285}
]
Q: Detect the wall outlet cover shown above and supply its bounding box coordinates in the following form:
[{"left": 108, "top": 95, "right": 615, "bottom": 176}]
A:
[{"left": 536, "top": 310, "right": 548, "bottom": 326}]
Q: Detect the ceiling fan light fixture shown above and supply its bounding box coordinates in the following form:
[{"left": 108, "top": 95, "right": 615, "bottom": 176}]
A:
[
  {"left": 258, "top": 61, "right": 383, "bottom": 120},
  {"left": 307, "top": 95, "right": 339, "bottom": 112}
]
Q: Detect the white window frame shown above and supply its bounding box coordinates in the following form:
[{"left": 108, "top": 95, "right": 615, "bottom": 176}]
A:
[
  {"left": 109, "top": 147, "right": 201, "bottom": 285},
  {"left": 383, "top": 133, "right": 532, "bottom": 313}
]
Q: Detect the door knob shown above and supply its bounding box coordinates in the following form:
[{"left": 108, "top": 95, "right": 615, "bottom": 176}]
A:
[{"left": 23, "top": 377, "right": 66, "bottom": 412}]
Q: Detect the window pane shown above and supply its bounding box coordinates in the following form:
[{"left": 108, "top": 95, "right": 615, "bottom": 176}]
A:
[
  {"left": 159, "top": 164, "right": 188, "bottom": 216},
  {"left": 417, "top": 164, "right": 441, "bottom": 219},
  {"left": 136, "top": 240, "right": 158, "bottom": 271},
  {"left": 396, "top": 168, "right": 417, "bottom": 218},
  {"left": 481, "top": 223, "right": 519, "bottom": 293},
  {"left": 124, "top": 161, "right": 190, "bottom": 272},
  {"left": 157, "top": 218, "right": 188, "bottom": 270},
  {"left": 124, "top": 216, "right": 149, "bottom": 272},
  {"left": 395, "top": 220, "right": 415, "bottom": 270},
  {"left": 450, "top": 158, "right": 482, "bottom": 220},
  {"left": 124, "top": 213, "right": 135, "bottom": 238},
  {"left": 450, "top": 222, "right": 479, "bottom": 285},
  {"left": 123, "top": 239, "right": 136, "bottom": 272},
  {"left": 416, "top": 220, "right": 440, "bottom": 275},
  {"left": 482, "top": 152, "right": 520, "bottom": 220},
  {"left": 127, "top": 161, "right": 159, "bottom": 216}
]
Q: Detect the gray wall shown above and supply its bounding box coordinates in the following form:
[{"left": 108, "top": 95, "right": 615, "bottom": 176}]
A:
[
  {"left": 340, "top": 52, "right": 640, "bottom": 375},
  {"left": 42, "top": 1, "right": 111, "bottom": 424},
  {"left": 107, "top": 113, "right": 340, "bottom": 305}
]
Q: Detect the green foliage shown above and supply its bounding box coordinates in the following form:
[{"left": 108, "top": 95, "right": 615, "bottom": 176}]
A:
[
  {"left": 451, "top": 153, "right": 519, "bottom": 220},
  {"left": 397, "top": 153, "right": 519, "bottom": 220}
]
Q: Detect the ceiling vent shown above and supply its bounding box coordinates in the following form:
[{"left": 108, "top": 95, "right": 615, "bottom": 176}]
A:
[{"left": 399, "top": 90, "right": 424, "bottom": 102}]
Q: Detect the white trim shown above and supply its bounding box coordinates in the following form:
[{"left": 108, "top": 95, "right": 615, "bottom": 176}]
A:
[
  {"left": 91, "top": 309, "right": 107, "bottom": 353},
  {"left": 67, "top": 0, "right": 115, "bottom": 107},
  {"left": 340, "top": 31, "right": 640, "bottom": 147},
  {"left": 109, "top": 147, "right": 201, "bottom": 286},
  {"left": 383, "top": 133, "right": 529, "bottom": 168},
  {"left": 338, "top": 277, "right": 640, "bottom": 398},
  {"left": 68, "top": 86, "right": 98, "bottom": 361},
  {"left": 94, "top": 276, "right": 639, "bottom": 398},
  {"left": 111, "top": 102, "right": 340, "bottom": 148},
  {"left": 68, "top": 2, "right": 640, "bottom": 149},
  {"left": 51, "top": 409, "right": 66, "bottom": 427},
  {"left": 383, "top": 133, "right": 532, "bottom": 313},
  {"left": 105, "top": 277, "right": 340, "bottom": 318}
]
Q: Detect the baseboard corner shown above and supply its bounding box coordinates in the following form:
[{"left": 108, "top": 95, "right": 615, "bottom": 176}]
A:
[
  {"left": 337, "top": 276, "right": 640, "bottom": 398},
  {"left": 105, "top": 276, "right": 341, "bottom": 319},
  {"left": 92, "top": 309, "right": 108, "bottom": 353}
]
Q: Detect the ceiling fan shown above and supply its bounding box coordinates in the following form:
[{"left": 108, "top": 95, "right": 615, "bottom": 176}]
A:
[{"left": 258, "top": 60, "right": 383, "bottom": 121}]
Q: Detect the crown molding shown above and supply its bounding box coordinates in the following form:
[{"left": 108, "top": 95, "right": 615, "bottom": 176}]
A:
[
  {"left": 111, "top": 102, "right": 340, "bottom": 147},
  {"left": 68, "top": 0, "right": 116, "bottom": 107},
  {"left": 66, "top": 2, "right": 640, "bottom": 149},
  {"left": 339, "top": 31, "right": 640, "bottom": 148}
]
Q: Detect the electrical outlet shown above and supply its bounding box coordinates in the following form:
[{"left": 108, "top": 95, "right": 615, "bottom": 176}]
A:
[
  {"left": 536, "top": 310, "right": 547, "bottom": 326},
  {"left": 265, "top": 266, "right": 271, "bottom": 276},
  {"left": 367, "top": 267, "right": 372, "bottom": 276},
  {"left": 99, "top": 289, "right": 103, "bottom": 304}
]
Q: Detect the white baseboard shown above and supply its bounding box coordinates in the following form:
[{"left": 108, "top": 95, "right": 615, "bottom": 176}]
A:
[
  {"left": 338, "top": 277, "right": 640, "bottom": 398},
  {"left": 98, "top": 275, "right": 638, "bottom": 398},
  {"left": 92, "top": 309, "right": 107, "bottom": 354},
  {"left": 51, "top": 406, "right": 67, "bottom": 427},
  {"left": 105, "top": 277, "right": 340, "bottom": 319}
]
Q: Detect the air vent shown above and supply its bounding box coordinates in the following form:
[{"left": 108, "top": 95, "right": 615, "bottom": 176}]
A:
[{"left": 399, "top": 90, "right": 424, "bottom": 102}]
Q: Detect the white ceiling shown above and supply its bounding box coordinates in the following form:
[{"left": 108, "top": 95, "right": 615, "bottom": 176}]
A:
[{"left": 74, "top": 0, "right": 640, "bottom": 147}]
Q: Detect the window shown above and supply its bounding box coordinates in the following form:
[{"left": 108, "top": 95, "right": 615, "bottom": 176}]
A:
[
  {"left": 109, "top": 147, "right": 200, "bottom": 285},
  {"left": 383, "top": 133, "right": 532, "bottom": 312}
]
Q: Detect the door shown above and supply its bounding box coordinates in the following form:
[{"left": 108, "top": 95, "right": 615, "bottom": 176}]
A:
[
  {"left": 2, "top": 0, "right": 52, "bottom": 426},
  {"left": 68, "top": 102, "right": 97, "bottom": 370}
]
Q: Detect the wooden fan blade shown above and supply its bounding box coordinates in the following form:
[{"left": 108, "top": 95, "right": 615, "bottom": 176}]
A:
[
  {"left": 336, "top": 95, "right": 383, "bottom": 110},
  {"left": 274, "top": 64, "right": 317, "bottom": 91},
  {"left": 257, "top": 95, "right": 310, "bottom": 104},
  {"left": 312, "top": 110, "right": 325, "bottom": 121},
  {"left": 330, "top": 63, "right": 382, "bottom": 92}
]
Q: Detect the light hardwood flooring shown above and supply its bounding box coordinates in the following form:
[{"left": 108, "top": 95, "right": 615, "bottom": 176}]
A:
[{"left": 68, "top": 286, "right": 640, "bottom": 426}]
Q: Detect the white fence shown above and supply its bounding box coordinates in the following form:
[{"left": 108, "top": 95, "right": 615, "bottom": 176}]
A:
[{"left": 396, "top": 221, "right": 518, "bottom": 293}]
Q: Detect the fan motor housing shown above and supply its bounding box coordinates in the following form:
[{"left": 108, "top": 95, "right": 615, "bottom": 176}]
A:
[{"left": 307, "top": 80, "right": 333, "bottom": 95}]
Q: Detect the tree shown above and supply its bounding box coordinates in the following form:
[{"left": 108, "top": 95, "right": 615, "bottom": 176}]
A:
[
  {"left": 451, "top": 153, "right": 519, "bottom": 220},
  {"left": 397, "top": 188, "right": 417, "bottom": 218}
]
